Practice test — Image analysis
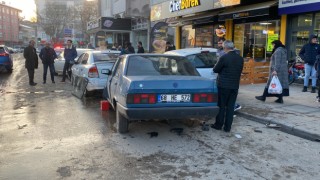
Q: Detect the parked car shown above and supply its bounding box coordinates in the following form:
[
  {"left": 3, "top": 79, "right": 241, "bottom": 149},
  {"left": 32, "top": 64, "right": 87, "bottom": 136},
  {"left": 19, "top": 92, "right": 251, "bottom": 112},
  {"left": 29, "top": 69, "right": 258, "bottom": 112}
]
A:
[
  {"left": 0, "top": 45, "right": 13, "bottom": 73},
  {"left": 54, "top": 48, "right": 94, "bottom": 74},
  {"left": 102, "top": 54, "right": 219, "bottom": 133},
  {"left": 71, "top": 50, "right": 121, "bottom": 96},
  {"left": 164, "top": 48, "right": 218, "bottom": 80}
]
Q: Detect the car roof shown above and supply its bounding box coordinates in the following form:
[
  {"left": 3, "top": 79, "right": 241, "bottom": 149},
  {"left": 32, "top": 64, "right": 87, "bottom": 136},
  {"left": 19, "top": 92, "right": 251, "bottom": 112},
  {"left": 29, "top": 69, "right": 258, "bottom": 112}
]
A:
[
  {"left": 164, "top": 48, "right": 217, "bottom": 56},
  {"left": 89, "top": 50, "right": 121, "bottom": 54}
]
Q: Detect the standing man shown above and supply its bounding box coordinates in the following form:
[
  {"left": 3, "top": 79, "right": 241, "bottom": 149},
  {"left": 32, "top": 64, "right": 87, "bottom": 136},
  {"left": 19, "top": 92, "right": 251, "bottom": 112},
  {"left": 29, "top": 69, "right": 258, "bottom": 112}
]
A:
[
  {"left": 299, "top": 34, "right": 320, "bottom": 93},
  {"left": 61, "top": 40, "right": 77, "bottom": 82},
  {"left": 39, "top": 42, "right": 57, "bottom": 84},
  {"left": 137, "top": 41, "right": 145, "bottom": 53},
  {"left": 23, "top": 40, "right": 38, "bottom": 86},
  {"left": 217, "top": 37, "right": 242, "bottom": 111},
  {"left": 211, "top": 40, "right": 244, "bottom": 132}
]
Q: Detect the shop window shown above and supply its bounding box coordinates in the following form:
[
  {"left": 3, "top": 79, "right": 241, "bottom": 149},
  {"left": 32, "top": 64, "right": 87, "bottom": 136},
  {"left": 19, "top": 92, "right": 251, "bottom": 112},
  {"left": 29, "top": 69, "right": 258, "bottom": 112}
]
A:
[
  {"left": 315, "top": 13, "right": 320, "bottom": 37},
  {"left": 181, "top": 25, "right": 195, "bottom": 48},
  {"left": 234, "top": 20, "right": 280, "bottom": 62},
  {"left": 297, "top": 14, "right": 313, "bottom": 27},
  {"left": 195, "top": 26, "right": 213, "bottom": 47}
]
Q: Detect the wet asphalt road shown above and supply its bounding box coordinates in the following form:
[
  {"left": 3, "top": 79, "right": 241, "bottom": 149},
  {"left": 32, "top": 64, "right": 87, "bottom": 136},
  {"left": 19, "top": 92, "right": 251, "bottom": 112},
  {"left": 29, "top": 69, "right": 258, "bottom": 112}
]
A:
[{"left": 1, "top": 54, "right": 320, "bottom": 179}]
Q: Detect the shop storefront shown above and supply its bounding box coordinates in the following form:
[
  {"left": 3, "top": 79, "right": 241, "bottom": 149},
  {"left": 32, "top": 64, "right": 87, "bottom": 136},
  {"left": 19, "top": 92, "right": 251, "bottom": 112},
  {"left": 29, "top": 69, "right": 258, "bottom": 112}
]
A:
[
  {"left": 87, "top": 17, "right": 131, "bottom": 49},
  {"left": 218, "top": 1, "right": 280, "bottom": 62},
  {"left": 150, "top": 0, "right": 241, "bottom": 52},
  {"left": 279, "top": 0, "right": 320, "bottom": 60}
]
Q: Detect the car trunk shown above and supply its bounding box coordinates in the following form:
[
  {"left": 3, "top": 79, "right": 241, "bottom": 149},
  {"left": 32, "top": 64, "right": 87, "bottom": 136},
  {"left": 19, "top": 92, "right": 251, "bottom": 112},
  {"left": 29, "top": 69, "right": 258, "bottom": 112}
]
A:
[{"left": 95, "top": 62, "right": 114, "bottom": 78}]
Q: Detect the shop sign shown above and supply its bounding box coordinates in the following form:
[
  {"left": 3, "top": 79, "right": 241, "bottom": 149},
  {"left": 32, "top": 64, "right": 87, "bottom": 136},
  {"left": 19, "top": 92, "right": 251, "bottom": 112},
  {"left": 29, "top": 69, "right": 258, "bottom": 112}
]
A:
[
  {"left": 279, "top": 0, "right": 320, "bottom": 15},
  {"left": 101, "top": 17, "right": 131, "bottom": 31},
  {"left": 215, "top": 25, "right": 226, "bottom": 37},
  {"left": 219, "top": 8, "right": 269, "bottom": 21},
  {"left": 149, "top": 22, "right": 169, "bottom": 53},
  {"left": 169, "top": 0, "right": 201, "bottom": 13},
  {"left": 87, "top": 18, "right": 101, "bottom": 31},
  {"left": 267, "top": 34, "right": 279, "bottom": 52}
]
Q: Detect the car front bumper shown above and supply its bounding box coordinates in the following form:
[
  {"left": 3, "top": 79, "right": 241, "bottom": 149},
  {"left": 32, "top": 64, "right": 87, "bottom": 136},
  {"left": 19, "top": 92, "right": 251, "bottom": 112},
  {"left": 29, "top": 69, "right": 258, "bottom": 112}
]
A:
[{"left": 117, "top": 103, "right": 219, "bottom": 121}]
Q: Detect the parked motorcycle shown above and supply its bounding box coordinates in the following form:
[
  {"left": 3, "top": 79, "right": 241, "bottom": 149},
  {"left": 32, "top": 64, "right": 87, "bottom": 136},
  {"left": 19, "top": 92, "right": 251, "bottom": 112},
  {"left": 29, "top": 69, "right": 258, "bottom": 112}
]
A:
[{"left": 288, "top": 56, "right": 306, "bottom": 85}]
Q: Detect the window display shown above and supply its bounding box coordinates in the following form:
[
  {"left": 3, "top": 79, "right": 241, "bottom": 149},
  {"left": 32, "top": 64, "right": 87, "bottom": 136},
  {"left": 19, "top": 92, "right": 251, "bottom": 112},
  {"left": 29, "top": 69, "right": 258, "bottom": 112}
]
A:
[
  {"left": 195, "top": 26, "right": 214, "bottom": 47},
  {"left": 181, "top": 25, "right": 195, "bottom": 48},
  {"left": 234, "top": 20, "right": 280, "bottom": 62}
]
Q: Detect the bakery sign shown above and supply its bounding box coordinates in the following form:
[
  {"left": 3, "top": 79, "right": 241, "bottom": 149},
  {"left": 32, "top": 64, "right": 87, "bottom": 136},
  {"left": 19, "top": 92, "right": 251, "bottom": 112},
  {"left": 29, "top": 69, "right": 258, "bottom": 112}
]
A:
[
  {"left": 169, "top": 0, "right": 201, "bottom": 12},
  {"left": 87, "top": 18, "right": 101, "bottom": 31}
]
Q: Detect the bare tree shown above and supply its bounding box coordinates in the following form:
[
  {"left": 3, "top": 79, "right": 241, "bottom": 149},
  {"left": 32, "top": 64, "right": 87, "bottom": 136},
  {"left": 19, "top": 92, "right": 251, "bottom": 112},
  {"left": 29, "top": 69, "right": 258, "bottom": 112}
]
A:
[
  {"left": 37, "top": 2, "right": 75, "bottom": 43},
  {"left": 74, "top": 1, "right": 98, "bottom": 41}
]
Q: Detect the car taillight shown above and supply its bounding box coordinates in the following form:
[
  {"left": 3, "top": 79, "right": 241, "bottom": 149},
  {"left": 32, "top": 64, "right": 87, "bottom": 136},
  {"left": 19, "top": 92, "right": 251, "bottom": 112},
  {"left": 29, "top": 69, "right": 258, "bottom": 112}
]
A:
[
  {"left": 88, "top": 66, "right": 99, "bottom": 78},
  {"left": 0, "top": 53, "right": 9, "bottom": 56},
  {"left": 127, "top": 94, "right": 156, "bottom": 104},
  {"left": 193, "top": 93, "right": 216, "bottom": 103}
]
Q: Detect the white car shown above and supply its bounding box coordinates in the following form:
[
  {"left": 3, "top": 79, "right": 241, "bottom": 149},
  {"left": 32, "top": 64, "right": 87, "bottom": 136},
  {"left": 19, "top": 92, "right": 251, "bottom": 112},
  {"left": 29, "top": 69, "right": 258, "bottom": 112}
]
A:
[
  {"left": 54, "top": 48, "right": 94, "bottom": 74},
  {"left": 71, "top": 50, "right": 121, "bottom": 96},
  {"left": 164, "top": 48, "right": 218, "bottom": 80}
]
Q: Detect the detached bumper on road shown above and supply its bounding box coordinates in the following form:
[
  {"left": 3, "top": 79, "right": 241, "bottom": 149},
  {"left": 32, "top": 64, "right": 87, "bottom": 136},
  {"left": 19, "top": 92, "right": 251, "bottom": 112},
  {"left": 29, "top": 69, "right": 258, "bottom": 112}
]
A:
[{"left": 117, "top": 103, "right": 219, "bottom": 120}]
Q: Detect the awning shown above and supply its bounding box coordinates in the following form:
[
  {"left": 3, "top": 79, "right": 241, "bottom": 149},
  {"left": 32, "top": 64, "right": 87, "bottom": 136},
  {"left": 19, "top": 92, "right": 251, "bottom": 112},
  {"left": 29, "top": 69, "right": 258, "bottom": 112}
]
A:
[
  {"left": 218, "top": 1, "right": 277, "bottom": 21},
  {"left": 168, "top": 10, "right": 221, "bottom": 26}
]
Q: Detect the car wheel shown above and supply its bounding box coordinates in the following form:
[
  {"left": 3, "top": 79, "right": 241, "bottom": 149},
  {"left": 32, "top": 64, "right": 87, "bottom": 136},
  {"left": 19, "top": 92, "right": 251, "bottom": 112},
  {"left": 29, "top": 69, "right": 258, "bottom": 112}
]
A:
[{"left": 116, "top": 106, "right": 129, "bottom": 133}]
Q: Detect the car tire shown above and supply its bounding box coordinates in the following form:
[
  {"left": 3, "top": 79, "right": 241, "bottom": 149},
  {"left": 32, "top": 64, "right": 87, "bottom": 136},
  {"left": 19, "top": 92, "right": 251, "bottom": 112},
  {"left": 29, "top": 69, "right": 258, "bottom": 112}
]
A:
[{"left": 116, "top": 105, "right": 129, "bottom": 133}]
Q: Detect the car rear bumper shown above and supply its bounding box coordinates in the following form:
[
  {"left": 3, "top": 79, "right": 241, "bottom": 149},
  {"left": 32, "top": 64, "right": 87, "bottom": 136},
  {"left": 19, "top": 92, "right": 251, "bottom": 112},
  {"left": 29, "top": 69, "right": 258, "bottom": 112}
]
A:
[{"left": 117, "top": 103, "right": 219, "bottom": 120}]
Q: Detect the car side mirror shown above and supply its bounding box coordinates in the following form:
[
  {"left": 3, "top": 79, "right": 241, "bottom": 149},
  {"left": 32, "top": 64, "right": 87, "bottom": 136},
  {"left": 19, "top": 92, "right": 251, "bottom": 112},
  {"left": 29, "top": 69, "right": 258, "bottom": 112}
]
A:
[{"left": 101, "top": 69, "right": 112, "bottom": 75}]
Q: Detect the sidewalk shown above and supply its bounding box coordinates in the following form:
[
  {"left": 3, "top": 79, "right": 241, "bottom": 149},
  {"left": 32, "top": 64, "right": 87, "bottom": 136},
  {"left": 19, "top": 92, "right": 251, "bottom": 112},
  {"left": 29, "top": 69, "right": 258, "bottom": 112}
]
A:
[{"left": 237, "top": 83, "right": 320, "bottom": 141}]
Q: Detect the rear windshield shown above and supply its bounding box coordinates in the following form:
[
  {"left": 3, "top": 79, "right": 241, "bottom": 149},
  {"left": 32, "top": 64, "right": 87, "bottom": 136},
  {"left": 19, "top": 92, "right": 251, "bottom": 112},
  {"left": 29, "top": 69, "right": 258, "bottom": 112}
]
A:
[
  {"left": 186, "top": 52, "right": 217, "bottom": 68},
  {"left": 126, "top": 55, "right": 200, "bottom": 76},
  {"left": 0, "top": 47, "right": 5, "bottom": 53},
  {"left": 93, "top": 52, "right": 119, "bottom": 62}
]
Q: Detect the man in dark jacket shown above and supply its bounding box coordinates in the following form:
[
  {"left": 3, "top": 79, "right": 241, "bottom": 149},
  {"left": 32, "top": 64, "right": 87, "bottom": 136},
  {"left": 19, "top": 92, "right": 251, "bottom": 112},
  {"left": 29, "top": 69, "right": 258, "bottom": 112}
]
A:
[
  {"left": 299, "top": 34, "right": 320, "bottom": 93},
  {"left": 137, "top": 41, "right": 145, "bottom": 53},
  {"left": 211, "top": 40, "right": 244, "bottom": 132},
  {"left": 165, "top": 41, "right": 176, "bottom": 52},
  {"left": 61, "top": 39, "right": 77, "bottom": 82},
  {"left": 39, "top": 42, "right": 57, "bottom": 84},
  {"left": 125, "top": 42, "right": 135, "bottom": 54},
  {"left": 23, "top": 40, "right": 38, "bottom": 86}
]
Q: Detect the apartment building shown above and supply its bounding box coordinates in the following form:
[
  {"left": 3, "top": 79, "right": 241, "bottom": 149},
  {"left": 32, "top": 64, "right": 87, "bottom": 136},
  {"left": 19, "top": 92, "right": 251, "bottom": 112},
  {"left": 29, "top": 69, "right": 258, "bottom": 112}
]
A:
[{"left": 0, "top": 1, "right": 21, "bottom": 47}]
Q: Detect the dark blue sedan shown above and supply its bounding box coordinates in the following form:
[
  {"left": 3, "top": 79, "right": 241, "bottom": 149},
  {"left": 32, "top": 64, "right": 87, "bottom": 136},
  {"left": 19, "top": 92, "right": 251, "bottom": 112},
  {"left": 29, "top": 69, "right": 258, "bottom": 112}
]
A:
[
  {"left": 103, "top": 54, "right": 219, "bottom": 133},
  {"left": 0, "top": 45, "right": 13, "bottom": 73}
]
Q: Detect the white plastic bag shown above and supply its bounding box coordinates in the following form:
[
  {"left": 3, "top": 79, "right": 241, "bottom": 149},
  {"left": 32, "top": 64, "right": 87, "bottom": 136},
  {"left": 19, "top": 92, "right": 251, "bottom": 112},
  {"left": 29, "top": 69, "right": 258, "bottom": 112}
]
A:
[{"left": 268, "top": 76, "right": 282, "bottom": 94}]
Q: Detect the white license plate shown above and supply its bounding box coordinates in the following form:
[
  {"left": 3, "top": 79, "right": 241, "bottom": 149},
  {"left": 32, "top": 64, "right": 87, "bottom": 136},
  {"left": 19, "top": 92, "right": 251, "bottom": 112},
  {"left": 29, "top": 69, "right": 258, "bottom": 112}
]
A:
[{"left": 158, "top": 94, "right": 191, "bottom": 102}]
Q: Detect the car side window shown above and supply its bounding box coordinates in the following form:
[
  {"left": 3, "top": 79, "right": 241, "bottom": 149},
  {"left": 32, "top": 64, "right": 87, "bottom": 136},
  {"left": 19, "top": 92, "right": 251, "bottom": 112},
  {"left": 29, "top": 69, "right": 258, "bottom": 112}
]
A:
[
  {"left": 81, "top": 53, "right": 89, "bottom": 64},
  {"left": 77, "top": 54, "right": 85, "bottom": 63},
  {"left": 112, "top": 57, "right": 123, "bottom": 78}
]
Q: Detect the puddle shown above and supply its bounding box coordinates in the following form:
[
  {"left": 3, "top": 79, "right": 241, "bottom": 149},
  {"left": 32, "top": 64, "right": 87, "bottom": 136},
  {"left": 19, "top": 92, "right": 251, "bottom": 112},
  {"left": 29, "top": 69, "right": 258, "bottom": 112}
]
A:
[{"left": 1, "top": 90, "right": 66, "bottom": 94}]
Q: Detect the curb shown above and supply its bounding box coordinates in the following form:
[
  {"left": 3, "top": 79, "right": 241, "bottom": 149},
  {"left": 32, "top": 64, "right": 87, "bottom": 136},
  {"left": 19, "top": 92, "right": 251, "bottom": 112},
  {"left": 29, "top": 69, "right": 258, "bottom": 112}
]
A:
[{"left": 237, "top": 111, "right": 320, "bottom": 142}]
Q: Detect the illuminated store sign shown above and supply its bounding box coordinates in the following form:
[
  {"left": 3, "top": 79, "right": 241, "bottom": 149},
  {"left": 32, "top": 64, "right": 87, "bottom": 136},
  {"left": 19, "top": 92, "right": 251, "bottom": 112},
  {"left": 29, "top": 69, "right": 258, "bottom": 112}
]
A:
[{"left": 169, "top": 0, "right": 201, "bottom": 12}]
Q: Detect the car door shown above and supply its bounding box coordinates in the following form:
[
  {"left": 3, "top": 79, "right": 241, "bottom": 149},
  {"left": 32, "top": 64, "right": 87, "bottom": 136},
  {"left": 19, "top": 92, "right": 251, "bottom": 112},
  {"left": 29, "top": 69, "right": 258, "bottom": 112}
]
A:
[
  {"left": 79, "top": 53, "right": 90, "bottom": 77},
  {"left": 72, "top": 53, "right": 85, "bottom": 77},
  {"left": 108, "top": 57, "right": 124, "bottom": 102}
]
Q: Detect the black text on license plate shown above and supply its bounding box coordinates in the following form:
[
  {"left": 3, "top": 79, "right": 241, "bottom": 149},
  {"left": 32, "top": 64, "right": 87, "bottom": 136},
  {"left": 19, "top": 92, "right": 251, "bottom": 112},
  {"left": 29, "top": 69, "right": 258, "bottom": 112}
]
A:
[{"left": 158, "top": 94, "right": 191, "bottom": 102}]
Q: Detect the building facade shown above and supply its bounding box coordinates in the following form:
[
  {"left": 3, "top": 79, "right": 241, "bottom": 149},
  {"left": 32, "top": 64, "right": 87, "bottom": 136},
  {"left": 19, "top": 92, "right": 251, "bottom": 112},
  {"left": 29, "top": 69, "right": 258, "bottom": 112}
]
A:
[
  {"left": 150, "top": 0, "right": 284, "bottom": 62},
  {"left": 0, "top": 2, "right": 21, "bottom": 47},
  {"left": 279, "top": 0, "right": 320, "bottom": 60},
  {"left": 89, "top": 0, "right": 150, "bottom": 51}
]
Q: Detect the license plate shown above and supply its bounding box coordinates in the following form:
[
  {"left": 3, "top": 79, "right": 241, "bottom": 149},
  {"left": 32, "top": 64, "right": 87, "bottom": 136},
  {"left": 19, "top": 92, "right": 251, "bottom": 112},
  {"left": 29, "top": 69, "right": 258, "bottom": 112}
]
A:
[{"left": 158, "top": 94, "right": 191, "bottom": 102}]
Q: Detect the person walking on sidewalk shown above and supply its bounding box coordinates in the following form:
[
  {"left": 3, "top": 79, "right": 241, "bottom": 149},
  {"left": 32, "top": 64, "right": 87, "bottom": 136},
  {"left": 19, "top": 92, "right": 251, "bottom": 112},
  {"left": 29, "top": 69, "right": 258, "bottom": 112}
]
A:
[
  {"left": 217, "top": 37, "right": 242, "bottom": 111},
  {"left": 39, "top": 42, "right": 57, "bottom": 84},
  {"left": 316, "top": 55, "right": 320, "bottom": 102},
  {"left": 61, "top": 40, "right": 77, "bottom": 82},
  {"left": 255, "top": 40, "right": 289, "bottom": 103},
  {"left": 23, "top": 40, "right": 38, "bottom": 86},
  {"left": 211, "top": 40, "right": 244, "bottom": 132},
  {"left": 299, "top": 34, "right": 320, "bottom": 93}
]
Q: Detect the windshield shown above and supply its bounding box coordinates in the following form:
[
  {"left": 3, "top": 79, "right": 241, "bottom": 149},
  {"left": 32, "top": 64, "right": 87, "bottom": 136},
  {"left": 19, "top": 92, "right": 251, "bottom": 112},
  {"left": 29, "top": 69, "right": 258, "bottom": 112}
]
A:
[
  {"left": 186, "top": 52, "right": 217, "bottom": 68},
  {"left": 126, "top": 55, "right": 200, "bottom": 76},
  {"left": 93, "top": 52, "right": 119, "bottom": 62}
]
